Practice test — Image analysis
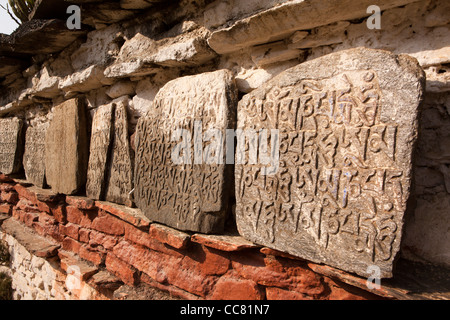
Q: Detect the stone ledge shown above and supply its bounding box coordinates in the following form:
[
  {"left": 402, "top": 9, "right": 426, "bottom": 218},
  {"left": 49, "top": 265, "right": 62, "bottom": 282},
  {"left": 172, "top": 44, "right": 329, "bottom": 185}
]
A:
[
  {"left": 191, "top": 233, "right": 259, "bottom": 252},
  {"left": 95, "top": 201, "right": 150, "bottom": 230},
  {"left": 207, "top": 0, "right": 421, "bottom": 54},
  {"left": 1, "top": 218, "right": 60, "bottom": 258},
  {"left": 149, "top": 223, "right": 191, "bottom": 250}
]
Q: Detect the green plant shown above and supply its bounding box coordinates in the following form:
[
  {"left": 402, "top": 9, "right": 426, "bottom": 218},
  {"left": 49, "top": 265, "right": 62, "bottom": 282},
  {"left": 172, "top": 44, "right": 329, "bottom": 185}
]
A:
[{"left": 0, "top": 272, "right": 13, "bottom": 300}]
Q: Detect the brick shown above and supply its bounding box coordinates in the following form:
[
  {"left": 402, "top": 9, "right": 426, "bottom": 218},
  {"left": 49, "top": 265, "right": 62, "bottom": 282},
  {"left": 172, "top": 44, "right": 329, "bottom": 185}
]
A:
[
  {"left": 66, "top": 196, "right": 95, "bottom": 210},
  {"left": 29, "top": 186, "right": 62, "bottom": 203},
  {"left": 62, "top": 237, "right": 82, "bottom": 254},
  {"left": 232, "top": 252, "right": 325, "bottom": 296},
  {"left": 1, "top": 191, "right": 18, "bottom": 204},
  {"left": 185, "top": 245, "right": 230, "bottom": 276},
  {"left": 79, "top": 244, "right": 105, "bottom": 266},
  {"left": 95, "top": 201, "right": 151, "bottom": 229},
  {"left": 33, "top": 212, "right": 63, "bottom": 242},
  {"left": 16, "top": 199, "right": 38, "bottom": 212},
  {"left": 89, "top": 230, "right": 118, "bottom": 250},
  {"left": 66, "top": 206, "right": 97, "bottom": 228},
  {"left": 66, "top": 206, "right": 83, "bottom": 224},
  {"left": 149, "top": 223, "right": 190, "bottom": 250},
  {"left": 13, "top": 184, "right": 37, "bottom": 203},
  {"left": 105, "top": 252, "right": 139, "bottom": 286},
  {"left": 91, "top": 211, "right": 125, "bottom": 236},
  {"left": 0, "top": 183, "right": 15, "bottom": 192},
  {"left": 209, "top": 270, "right": 265, "bottom": 300},
  {"left": 60, "top": 223, "right": 80, "bottom": 240},
  {"left": 50, "top": 203, "right": 67, "bottom": 224},
  {"left": 139, "top": 272, "right": 201, "bottom": 300},
  {"left": 36, "top": 200, "right": 51, "bottom": 214},
  {"left": 12, "top": 209, "right": 39, "bottom": 227},
  {"left": 79, "top": 228, "right": 91, "bottom": 243},
  {"left": 89, "top": 270, "right": 123, "bottom": 292},
  {"left": 0, "top": 203, "right": 11, "bottom": 215},
  {"left": 113, "top": 240, "right": 215, "bottom": 298},
  {"left": 191, "top": 234, "right": 258, "bottom": 252},
  {"left": 0, "top": 174, "right": 14, "bottom": 183},
  {"left": 266, "top": 287, "right": 312, "bottom": 300},
  {"left": 124, "top": 223, "right": 174, "bottom": 254},
  {"left": 25, "top": 211, "right": 40, "bottom": 227}
]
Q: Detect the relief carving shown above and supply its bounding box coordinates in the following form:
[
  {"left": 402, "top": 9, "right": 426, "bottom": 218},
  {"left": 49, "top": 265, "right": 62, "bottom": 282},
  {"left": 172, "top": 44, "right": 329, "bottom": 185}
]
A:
[{"left": 236, "top": 48, "right": 425, "bottom": 278}]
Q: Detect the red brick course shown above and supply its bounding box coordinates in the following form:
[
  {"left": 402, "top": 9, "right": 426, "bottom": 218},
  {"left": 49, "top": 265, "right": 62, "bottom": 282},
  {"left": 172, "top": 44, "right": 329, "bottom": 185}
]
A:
[{"left": 0, "top": 179, "right": 381, "bottom": 300}]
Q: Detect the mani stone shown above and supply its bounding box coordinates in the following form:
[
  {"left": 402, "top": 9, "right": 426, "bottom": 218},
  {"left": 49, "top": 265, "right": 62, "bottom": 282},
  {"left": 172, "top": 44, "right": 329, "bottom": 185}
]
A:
[
  {"left": 104, "top": 97, "right": 134, "bottom": 206},
  {"left": 23, "top": 122, "right": 49, "bottom": 188},
  {"left": 235, "top": 48, "right": 425, "bottom": 278},
  {"left": 0, "top": 117, "right": 24, "bottom": 175},
  {"left": 134, "top": 70, "right": 237, "bottom": 233},
  {"left": 87, "top": 96, "right": 134, "bottom": 205},
  {"left": 86, "top": 103, "right": 114, "bottom": 200},
  {"left": 45, "top": 98, "right": 89, "bottom": 195}
]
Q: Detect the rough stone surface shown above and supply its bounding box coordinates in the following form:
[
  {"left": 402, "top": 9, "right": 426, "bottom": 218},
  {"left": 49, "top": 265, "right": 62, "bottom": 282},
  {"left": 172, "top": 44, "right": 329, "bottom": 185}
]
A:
[
  {"left": 134, "top": 70, "right": 238, "bottom": 233},
  {"left": 104, "top": 98, "right": 134, "bottom": 206},
  {"left": 207, "top": 0, "right": 420, "bottom": 54},
  {"left": 0, "top": 118, "right": 24, "bottom": 175},
  {"left": 23, "top": 122, "right": 48, "bottom": 188},
  {"left": 104, "top": 27, "right": 216, "bottom": 78},
  {"left": 45, "top": 98, "right": 89, "bottom": 195},
  {"left": 235, "top": 48, "right": 425, "bottom": 278},
  {"left": 86, "top": 103, "right": 114, "bottom": 200},
  {"left": 86, "top": 97, "right": 134, "bottom": 205}
]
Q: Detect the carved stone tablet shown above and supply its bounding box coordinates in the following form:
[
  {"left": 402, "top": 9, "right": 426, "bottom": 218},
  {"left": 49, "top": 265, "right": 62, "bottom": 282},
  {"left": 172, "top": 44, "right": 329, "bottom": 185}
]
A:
[
  {"left": 86, "top": 103, "right": 114, "bottom": 200},
  {"left": 104, "top": 98, "right": 134, "bottom": 205},
  {"left": 235, "top": 48, "right": 425, "bottom": 278},
  {"left": 23, "top": 122, "right": 48, "bottom": 187},
  {"left": 45, "top": 98, "right": 89, "bottom": 195},
  {"left": 134, "top": 70, "right": 237, "bottom": 233},
  {"left": 0, "top": 118, "right": 24, "bottom": 175}
]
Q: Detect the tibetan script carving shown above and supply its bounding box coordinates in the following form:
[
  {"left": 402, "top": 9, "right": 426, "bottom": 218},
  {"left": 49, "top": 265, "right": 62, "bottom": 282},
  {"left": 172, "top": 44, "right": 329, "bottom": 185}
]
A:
[
  {"left": 86, "top": 103, "right": 114, "bottom": 200},
  {"left": 23, "top": 122, "right": 48, "bottom": 187},
  {"left": 45, "top": 98, "right": 89, "bottom": 195},
  {"left": 86, "top": 97, "right": 134, "bottom": 206},
  {"left": 134, "top": 70, "right": 237, "bottom": 233},
  {"left": 104, "top": 97, "right": 134, "bottom": 205},
  {"left": 0, "top": 118, "right": 24, "bottom": 175},
  {"left": 235, "top": 48, "right": 425, "bottom": 278}
]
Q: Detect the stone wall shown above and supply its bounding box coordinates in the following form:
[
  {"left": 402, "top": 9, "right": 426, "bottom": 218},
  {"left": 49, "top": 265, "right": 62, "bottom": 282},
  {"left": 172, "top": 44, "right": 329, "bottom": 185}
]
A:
[
  {"left": 0, "top": 179, "right": 381, "bottom": 300},
  {"left": 0, "top": 0, "right": 449, "bottom": 300}
]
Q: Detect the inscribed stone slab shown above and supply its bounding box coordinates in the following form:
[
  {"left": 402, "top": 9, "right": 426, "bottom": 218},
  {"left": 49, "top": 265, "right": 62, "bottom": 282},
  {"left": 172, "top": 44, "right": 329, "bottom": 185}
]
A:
[
  {"left": 0, "top": 118, "right": 24, "bottom": 175},
  {"left": 86, "top": 103, "right": 114, "bottom": 200},
  {"left": 104, "top": 97, "right": 134, "bottom": 205},
  {"left": 23, "top": 122, "right": 48, "bottom": 188},
  {"left": 45, "top": 98, "right": 89, "bottom": 195},
  {"left": 134, "top": 70, "right": 237, "bottom": 233},
  {"left": 235, "top": 48, "right": 425, "bottom": 278}
]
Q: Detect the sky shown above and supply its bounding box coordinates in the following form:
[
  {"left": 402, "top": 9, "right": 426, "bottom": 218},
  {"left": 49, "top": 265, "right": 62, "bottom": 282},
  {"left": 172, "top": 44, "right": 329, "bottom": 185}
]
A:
[{"left": 0, "top": 0, "right": 20, "bottom": 35}]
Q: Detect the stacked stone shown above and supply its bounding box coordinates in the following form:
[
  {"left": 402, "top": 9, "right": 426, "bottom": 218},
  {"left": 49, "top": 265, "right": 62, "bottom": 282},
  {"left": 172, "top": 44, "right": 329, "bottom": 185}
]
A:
[{"left": 0, "top": 0, "right": 448, "bottom": 300}]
